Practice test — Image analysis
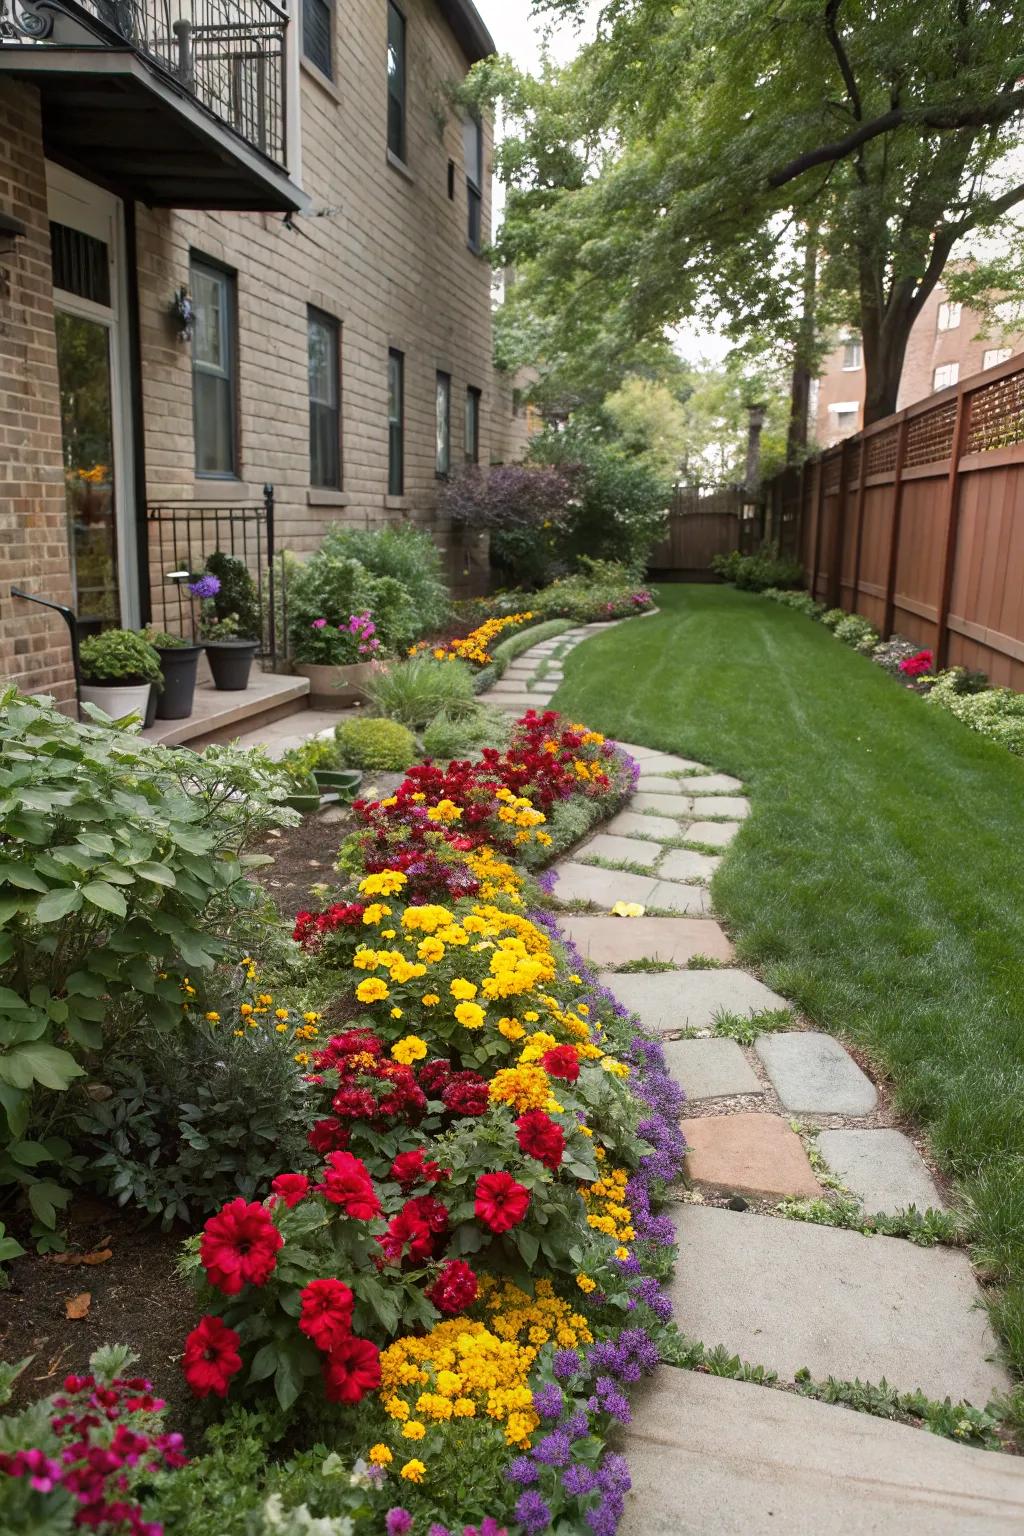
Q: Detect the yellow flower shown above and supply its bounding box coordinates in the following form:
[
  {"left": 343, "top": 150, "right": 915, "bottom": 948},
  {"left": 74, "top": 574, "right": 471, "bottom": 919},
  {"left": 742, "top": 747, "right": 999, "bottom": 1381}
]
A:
[
  {"left": 294, "top": 1051, "right": 310, "bottom": 1066},
  {"left": 385, "top": 1396, "right": 410, "bottom": 1421},
  {"left": 368, "top": 1444, "right": 392, "bottom": 1465},
  {"left": 205, "top": 1011, "right": 220, "bottom": 1022},
  {"left": 417, "top": 937, "right": 445, "bottom": 964},
  {"left": 392, "top": 1035, "right": 428, "bottom": 1065},
  {"left": 455, "top": 1001, "right": 485, "bottom": 1030},
  {"left": 391, "top": 1007, "right": 404, "bottom": 1020},
  {"left": 498, "top": 1016, "right": 526, "bottom": 1041},
  {"left": 576, "top": 1274, "right": 597, "bottom": 1294},
  {"left": 401, "top": 1420, "right": 426, "bottom": 1440},
  {"left": 239, "top": 1003, "right": 253, "bottom": 1017},
  {"left": 356, "top": 977, "right": 390, "bottom": 1004},
  {"left": 426, "top": 798, "right": 463, "bottom": 824},
  {"left": 233, "top": 1029, "right": 244, "bottom": 1037},
  {"left": 421, "top": 993, "right": 440, "bottom": 1006},
  {"left": 362, "top": 903, "right": 392, "bottom": 925},
  {"left": 450, "top": 978, "right": 478, "bottom": 1001},
  {"left": 275, "top": 1008, "right": 289, "bottom": 1021},
  {"left": 359, "top": 870, "right": 408, "bottom": 898},
  {"left": 303, "top": 1010, "right": 321, "bottom": 1024},
  {"left": 611, "top": 901, "right": 645, "bottom": 918},
  {"left": 400, "top": 1459, "right": 426, "bottom": 1483},
  {"left": 275, "top": 1023, "right": 288, "bottom": 1034}
]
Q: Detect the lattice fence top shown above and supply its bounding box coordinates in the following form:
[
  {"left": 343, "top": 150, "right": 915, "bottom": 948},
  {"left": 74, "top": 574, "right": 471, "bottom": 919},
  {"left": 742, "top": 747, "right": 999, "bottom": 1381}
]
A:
[
  {"left": 866, "top": 426, "right": 899, "bottom": 477},
  {"left": 967, "top": 369, "right": 1024, "bottom": 454},
  {"left": 905, "top": 398, "right": 957, "bottom": 468},
  {"left": 823, "top": 455, "right": 842, "bottom": 493}
]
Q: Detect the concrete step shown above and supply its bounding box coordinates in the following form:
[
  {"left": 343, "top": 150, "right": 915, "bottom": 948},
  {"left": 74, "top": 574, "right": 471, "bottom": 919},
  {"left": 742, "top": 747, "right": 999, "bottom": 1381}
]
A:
[{"left": 141, "top": 670, "right": 311, "bottom": 750}]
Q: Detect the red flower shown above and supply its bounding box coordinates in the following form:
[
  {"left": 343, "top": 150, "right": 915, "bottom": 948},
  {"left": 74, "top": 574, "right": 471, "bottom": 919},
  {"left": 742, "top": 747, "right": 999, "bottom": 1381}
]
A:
[
  {"left": 308, "top": 1117, "right": 349, "bottom": 1156},
  {"left": 322, "top": 1335, "right": 381, "bottom": 1404},
  {"left": 377, "top": 1207, "right": 433, "bottom": 1266},
  {"left": 516, "top": 1110, "right": 565, "bottom": 1171},
  {"left": 182, "top": 1316, "right": 242, "bottom": 1399},
  {"left": 315, "top": 1151, "right": 381, "bottom": 1220},
  {"left": 199, "top": 1199, "right": 283, "bottom": 1295},
  {"left": 426, "top": 1259, "right": 478, "bottom": 1315},
  {"left": 899, "top": 649, "right": 934, "bottom": 678},
  {"left": 314, "top": 1030, "right": 384, "bottom": 1071},
  {"left": 475, "top": 1172, "right": 530, "bottom": 1233},
  {"left": 418, "top": 1059, "right": 453, "bottom": 1097},
  {"left": 442, "top": 1070, "right": 490, "bottom": 1116},
  {"left": 391, "top": 1148, "right": 443, "bottom": 1190},
  {"left": 542, "top": 1045, "right": 580, "bottom": 1083},
  {"left": 271, "top": 1173, "right": 310, "bottom": 1209},
  {"left": 299, "top": 1278, "right": 355, "bottom": 1353}
]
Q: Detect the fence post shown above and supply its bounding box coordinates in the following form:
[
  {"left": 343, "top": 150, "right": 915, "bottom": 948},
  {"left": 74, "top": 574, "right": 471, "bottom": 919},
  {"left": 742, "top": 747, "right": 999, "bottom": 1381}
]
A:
[
  {"left": 935, "top": 387, "right": 971, "bottom": 668},
  {"left": 882, "top": 413, "right": 909, "bottom": 639},
  {"left": 263, "top": 483, "right": 276, "bottom": 669},
  {"left": 829, "top": 439, "right": 850, "bottom": 608},
  {"left": 851, "top": 436, "right": 869, "bottom": 612}
]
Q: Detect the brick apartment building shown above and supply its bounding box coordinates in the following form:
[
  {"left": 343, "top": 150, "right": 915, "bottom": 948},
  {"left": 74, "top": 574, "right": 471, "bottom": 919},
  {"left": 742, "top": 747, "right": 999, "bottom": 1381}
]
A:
[
  {"left": 812, "top": 282, "right": 1024, "bottom": 447},
  {"left": 1, "top": 0, "right": 522, "bottom": 713}
]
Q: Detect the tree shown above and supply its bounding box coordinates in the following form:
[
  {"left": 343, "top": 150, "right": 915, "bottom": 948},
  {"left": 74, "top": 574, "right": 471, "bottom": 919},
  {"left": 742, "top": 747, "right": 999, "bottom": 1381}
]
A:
[{"left": 472, "top": 1, "right": 1024, "bottom": 424}]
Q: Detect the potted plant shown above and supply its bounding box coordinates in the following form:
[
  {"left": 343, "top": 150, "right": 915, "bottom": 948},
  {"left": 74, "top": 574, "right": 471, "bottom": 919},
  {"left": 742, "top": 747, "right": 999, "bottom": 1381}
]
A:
[
  {"left": 292, "top": 609, "right": 385, "bottom": 708},
  {"left": 145, "top": 630, "right": 203, "bottom": 720},
  {"left": 190, "top": 555, "right": 261, "bottom": 692},
  {"left": 79, "top": 630, "right": 162, "bottom": 723}
]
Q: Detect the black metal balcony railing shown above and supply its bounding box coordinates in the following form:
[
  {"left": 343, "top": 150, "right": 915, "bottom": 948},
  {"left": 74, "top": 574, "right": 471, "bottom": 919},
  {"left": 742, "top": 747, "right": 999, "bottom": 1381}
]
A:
[{"left": 0, "top": 0, "right": 287, "bottom": 163}]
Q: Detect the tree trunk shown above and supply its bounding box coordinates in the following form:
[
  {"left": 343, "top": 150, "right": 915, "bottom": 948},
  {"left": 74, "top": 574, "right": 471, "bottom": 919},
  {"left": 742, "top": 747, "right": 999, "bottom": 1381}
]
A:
[
  {"left": 860, "top": 277, "right": 918, "bottom": 426},
  {"left": 787, "top": 224, "right": 818, "bottom": 461}
]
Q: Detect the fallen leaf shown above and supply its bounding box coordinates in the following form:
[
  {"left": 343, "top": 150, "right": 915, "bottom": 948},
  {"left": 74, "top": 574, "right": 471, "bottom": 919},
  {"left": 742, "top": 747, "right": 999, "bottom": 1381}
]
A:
[
  {"left": 65, "top": 1292, "right": 91, "bottom": 1320},
  {"left": 82, "top": 1248, "right": 113, "bottom": 1266}
]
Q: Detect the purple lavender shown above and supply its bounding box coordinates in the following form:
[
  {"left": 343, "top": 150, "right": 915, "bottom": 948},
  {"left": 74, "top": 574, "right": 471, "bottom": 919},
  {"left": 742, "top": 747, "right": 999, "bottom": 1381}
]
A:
[
  {"left": 532, "top": 1381, "right": 564, "bottom": 1419},
  {"left": 552, "top": 1348, "right": 582, "bottom": 1381},
  {"left": 504, "top": 1455, "right": 539, "bottom": 1486},
  {"left": 514, "top": 1491, "right": 552, "bottom": 1534},
  {"left": 188, "top": 573, "right": 220, "bottom": 600},
  {"left": 531, "top": 1429, "right": 572, "bottom": 1467}
]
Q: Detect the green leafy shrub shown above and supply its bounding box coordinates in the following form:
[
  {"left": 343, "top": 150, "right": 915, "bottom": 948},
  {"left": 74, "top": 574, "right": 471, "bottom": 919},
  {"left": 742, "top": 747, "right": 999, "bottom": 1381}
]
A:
[
  {"left": 833, "top": 614, "right": 879, "bottom": 653},
  {"left": 762, "top": 588, "right": 824, "bottom": 619},
  {"left": 489, "top": 618, "right": 574, "bottom": 667},
  {"left": 422, "top": 705, "right": 507, "bottom": 759},
  {"left": 871, "top": 635, "right": 920, "bottom": 673},
  {"left": 334, "top": 716, "right": 416, "bottom": 771},
  {"left": 276, "top": 738, "right": 341, "bottom": 788},
  {"left": 205, "top": 551, "right": 263, "bottom": 641},
  {"left": 711, "top": 542, "right": 803, "bottom": 592},
  {"left": 927, "top": 664, "right": 990, "bottom": 697},
  {"left": 144, "top": 630, "right": 192, "bottom": 649},
  {"left": 362, "top": 656, "right": 478, "bottom": 731},
  {"left": 532, "top": 423, "right": 670, "bottom": 573},
  {"left": 316, "top": 524, "right": 450, "bottom": 638},
  {"left": 529, "top": 559, "right": 654, "bottom": 623},
  {"left": 79, "top": 630, "right": 161, "bottom": 687},
  {"left": 927, "top": 681, "right": 1024, "bottom": 754},
  {"left": 820, "top": 607, "right": 847, "bottom": 629},
  {"left": 287, "top": 555, "right": 412, "bottom": 662}
]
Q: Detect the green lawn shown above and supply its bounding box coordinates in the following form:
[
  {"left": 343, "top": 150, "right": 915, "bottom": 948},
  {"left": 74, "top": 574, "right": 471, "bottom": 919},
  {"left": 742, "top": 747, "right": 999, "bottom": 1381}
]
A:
[{"left": 553, "top": 583, "right": 1024, "bottom": 1376}]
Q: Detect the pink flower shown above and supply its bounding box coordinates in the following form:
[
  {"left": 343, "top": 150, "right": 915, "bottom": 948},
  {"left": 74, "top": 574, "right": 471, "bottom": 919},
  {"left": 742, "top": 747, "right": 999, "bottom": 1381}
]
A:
[{"left": 311, "top": 619, "right": 328, "bottom": 630}]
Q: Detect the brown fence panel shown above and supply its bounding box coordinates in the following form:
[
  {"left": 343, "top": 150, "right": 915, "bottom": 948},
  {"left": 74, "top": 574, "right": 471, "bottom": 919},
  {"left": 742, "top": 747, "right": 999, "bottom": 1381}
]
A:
[{"left": 650, "top": 485, "right": 747, "bottom": 576}]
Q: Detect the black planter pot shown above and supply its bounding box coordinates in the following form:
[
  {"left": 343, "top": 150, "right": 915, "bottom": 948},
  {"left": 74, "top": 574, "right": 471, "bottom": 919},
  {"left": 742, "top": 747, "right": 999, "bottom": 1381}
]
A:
[
  {"left": 205, "top": 639, "right": 259, "bottom": 691},
  {"left": 155, "top": 643, "right": 203, "bottom": 720},
  {"left": 144, "top": 685, "right": 158, "bottom": 729}
]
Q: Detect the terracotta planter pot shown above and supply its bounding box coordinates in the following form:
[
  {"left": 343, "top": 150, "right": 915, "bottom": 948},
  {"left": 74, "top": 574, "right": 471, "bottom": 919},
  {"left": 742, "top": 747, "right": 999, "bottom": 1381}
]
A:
[
  {"left": 79, "top": 681, "right": 152, "bottom": 724},
  {"left": 293, "top": 660, "right": 379, "bottom": 710}
]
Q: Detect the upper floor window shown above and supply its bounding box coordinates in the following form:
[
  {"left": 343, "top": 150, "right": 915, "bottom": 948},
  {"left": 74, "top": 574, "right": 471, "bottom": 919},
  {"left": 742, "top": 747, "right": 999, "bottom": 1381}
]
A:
[
  {"left": 983, "top": 347, "right": 1012, "bottom": 370},
  {"left": 308, "top": 307, "right": 341, "bottom": 489},
  {"left": 302, "top": 0, "right": 333, "bottom": 77},
  {"left": 387, "top": 3, "right": 407, "bottom": 162},
  {"left": 841, "top": 337, "right": 862, "bottom": 371},
  {"left": 937, "top": 300, "right": 962, "bottom": 332},
  {"left": 464, "top": 115, "right": 483, "bottom": 250},
  {"left": 436, "top": 371, "right": 451, "bottom": 476},
  {"left": 465, "top": 386, "right": 481, "bottom": 464},
  {"left": 934, "top": 362, "right": 959, "bottom": 391},
  {"left": 191, "top": 255, "right": 238, "bottom": 478},
  {"left": 388, "top": 349, "right": 405, "bottom": 496}
]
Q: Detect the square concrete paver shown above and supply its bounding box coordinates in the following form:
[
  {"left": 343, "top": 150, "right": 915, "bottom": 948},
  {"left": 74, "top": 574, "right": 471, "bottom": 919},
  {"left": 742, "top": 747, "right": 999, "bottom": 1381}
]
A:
[
  {"left": 612, "top": 742, "right": 661, "bottom": 759},
  {"left": 549, "top": 863, "right": 657, "bottom": 909},
  {"left": 663, "top": 1036, "right": 762, "bottom": 1099},
  {"left": 604, "top": 810, "right": 680, "bottom": 841},
  {"left": 597, "top": 970, "right": 790, "bottom": 1032},
  {"left": 667, "top": 1205, "right": 1010, "bottom": 1403},
  {"left": 556, "top": 916, "right": 734, "bottom": 968},
  {"left": 686, "top": 820, "right": 741, "bottom": 848},
  {"left": 816, "top": 1129, "right": 946, "bottom": 1215},
  {"left": 659, "top": 848, "right": 721, "bottom": 882},
  {"left": 681, "top": 1113, "right": 822, "bottom": 1198},
  {"left": 677, "top": 773, "right": 745, "bottom": 793},
  {"left": 577, "top": 833, "right": 663, "bottom": 870},
  {"left": 636, "top": 754, "right": 707, "bottom": 774},
  {"left": 632, "top": 791, "right": 694, "bottom": 816},
  {"left": 648, "top": 880, "right": 711, "bottom": 916},
  {"left": 636, "top": 775, "right": 689, "bottom": 793},
  {"left": 692, "top": 795, "right": 750, "bottom": 819},
  {"left": 756, "top": 1031, "right": 878, "bottom": 1115},
  {"left": 620, "top": 1370, "right": 1024, "bottom": 1536}
]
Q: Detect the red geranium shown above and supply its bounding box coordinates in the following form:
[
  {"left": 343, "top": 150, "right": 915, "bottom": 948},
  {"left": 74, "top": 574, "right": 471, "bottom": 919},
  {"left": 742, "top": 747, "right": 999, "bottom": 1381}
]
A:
[
  {"left": 475, "top": 1172, "right": 530, "bottom": 1233},
  {"left": 378, "top": 1194, "right": 449, "bottom": 1265},
  {"left": 442, "top": 1070, "right": 490, "bottom": 1116},
  {"left": 299, "top": 1278, "right": 355, "bottom": 1353},
  {"left": 199, "top": 1199, "right": 283, "bottom": 1295},
  {"left": 899, "top": 649, "right": 934, "bottom": 678},
  {"left": 271, "top": 1173, "right": 310, "bottom": 1209},
  {"left": 293, "top": 901, "right": 366, "bottom": 951},
  {"left": 322, "top": 1335, "right": 381, "bottom": 1404},
  {"left": 391, "top": 1148, "right": 444, "bottom": 1190},
  {"left": 182, "top": 1315, "right": 242, "bottom": 1398},
  {"left": 315, "top": 1151, "right": 381, "bottom": 1220},
  {"left": 308, "top": 1117, "right": 349, "bottom": 1156},
  {"left": 426, "top": 1259, "right": 478, "bottom": 1315},
  {"left": 542, "top": 1045, "right": 580, "bottom": 1083},
  {"left": 418, "top": 1059, "right": 453, "bottom": 1098},
  {"left": 516, "top": 1110, "right": 565, "bottom": 1171}
]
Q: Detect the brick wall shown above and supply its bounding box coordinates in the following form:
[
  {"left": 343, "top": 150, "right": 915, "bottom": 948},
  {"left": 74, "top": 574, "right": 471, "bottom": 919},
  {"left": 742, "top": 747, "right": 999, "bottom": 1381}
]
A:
[{"left": 0, "top": 81, "right": 75, "bottom": 709}]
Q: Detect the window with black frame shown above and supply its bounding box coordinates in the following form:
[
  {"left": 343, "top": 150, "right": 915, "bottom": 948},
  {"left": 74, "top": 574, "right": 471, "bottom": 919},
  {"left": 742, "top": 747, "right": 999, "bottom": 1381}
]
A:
[
  {"left": 388, "top": 349, "right": 405, "bottom": 496},
  {"left": 387, "top": 3, "right": 407, "bottom": 161},
  {"left": 308, "top": 308, "right": 341, "bottom": 488},
  {"left": 190, "top": 255, "right": 238, "bottom": 478},
  {"left": 464, "top": 114, "right": 483, "bottom": 250},
  {"left": 302, "top": 0, "right": 333, "bottom": 78},
  {"left": 465, "top": 386, "right": 481, "bottom": 464}
]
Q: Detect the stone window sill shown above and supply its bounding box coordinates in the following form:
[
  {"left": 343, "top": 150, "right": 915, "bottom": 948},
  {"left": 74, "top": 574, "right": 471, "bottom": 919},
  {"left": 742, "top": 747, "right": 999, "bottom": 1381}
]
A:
[
  {"left": 386, "top": 149, "right": 415, "bottom": 184},
  {"left": 306, "top": 489, "right": 349, "bottom": 507}
]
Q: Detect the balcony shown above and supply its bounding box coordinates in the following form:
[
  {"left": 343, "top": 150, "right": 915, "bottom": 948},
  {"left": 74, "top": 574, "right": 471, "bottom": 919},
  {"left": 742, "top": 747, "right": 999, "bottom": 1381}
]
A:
[{"left": 0, "top": 0, "right": 303, "bottom": 211}]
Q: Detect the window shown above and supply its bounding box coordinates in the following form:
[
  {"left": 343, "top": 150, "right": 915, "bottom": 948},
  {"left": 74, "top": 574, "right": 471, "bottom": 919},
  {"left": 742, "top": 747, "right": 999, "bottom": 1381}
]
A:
[
  {"left": 828, "top": 401, "right": 858, "bottom": 433},
  {"left": 465, "top": 386, "right": 481, "bottom": 464},
  {"left": 447, "top": 160, "right": 456, "bottom": 199},
  {"left": 387, "top": 3, "right": 406, "bottom": 161},
  {"left": 464, "top": 114, "right": 483, "bottom": 250},
  {"left": 937, "top": 300, "right": 962, "bottom": 332},
  {"left": 308, "top": 308, "right": 340, "bottom": 488},
  {"left": 388, "top": 349, "right": 404, "bottom": 496},
  {"left": 190, "top": 256, "right": 237, "bottom": 477},
  {"left": 841, "top": 337, "right": 862, "bottom": 370},
  {"left": 834, "top": 408, "right": 858, "bottom": 430},
  {"left": 983, "top": 347, "right": 1012, "bottom": 370},
  {"left": 302, "top": 0, "right": 333, "bottom": 77},
  {"left": 435, "top": 371, "right": 451, "bottom": 476},
  {"left": 933, "top": 362, "right": 959, "bottom": 392}
]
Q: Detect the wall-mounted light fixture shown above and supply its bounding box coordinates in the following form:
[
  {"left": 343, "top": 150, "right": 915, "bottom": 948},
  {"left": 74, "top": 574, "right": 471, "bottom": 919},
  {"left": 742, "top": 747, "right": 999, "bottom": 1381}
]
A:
[
  {"left": 170, "top": 285, "right": 194, "bottom": 343},
  {"left": 0, "top": 211, "right": 27, "bottom": 257}
]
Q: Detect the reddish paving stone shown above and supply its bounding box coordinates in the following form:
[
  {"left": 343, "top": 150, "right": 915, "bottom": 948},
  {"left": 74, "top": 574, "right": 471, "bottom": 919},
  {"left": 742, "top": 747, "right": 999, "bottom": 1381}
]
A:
[{"left": 680, "top": 1113, "right": 822, "bottom": 1199}]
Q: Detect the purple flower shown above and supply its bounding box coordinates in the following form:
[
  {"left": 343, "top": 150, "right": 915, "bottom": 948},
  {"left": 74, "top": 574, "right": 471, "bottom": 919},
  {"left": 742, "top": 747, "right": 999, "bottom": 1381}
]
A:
[
  {"left": 532, "top": 1381, "right": 564, "bottom": 1419},
  {"left": 552, "top": 1347, "right": 582, "bottom": 1381},
  {"left": 504, "top": 1455, "right": 539, "bottom": 1486},
  {"left": 429, "top": 1526, "right": 451, "bottom": 1536},
  {"left": 188, "top": 574, "right": 220, "bottom": 599},
  {"left": 386, "top": 1512, "right": 413, "bottom": 1536},
  {"left": 531, "top": 1429, "right": 572, "bottom": 1466},
  {"left": 561, "top": 1463, "right": 599, "bottom": 1496},
  {"left": 311, "top": 618, "right": 328, "bottom": 629},
  {"left": 563, "top": 1408, "right": 590, "bottom": 1439},
  {"left": 514, "top": 1491, "right": 552, "bottom": 1535}
]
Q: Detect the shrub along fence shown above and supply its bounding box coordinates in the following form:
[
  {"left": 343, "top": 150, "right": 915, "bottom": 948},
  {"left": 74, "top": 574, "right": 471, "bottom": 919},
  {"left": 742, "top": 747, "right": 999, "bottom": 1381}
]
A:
[{"left": 765, "top": 352, "right": 1024, "bottom": 689}]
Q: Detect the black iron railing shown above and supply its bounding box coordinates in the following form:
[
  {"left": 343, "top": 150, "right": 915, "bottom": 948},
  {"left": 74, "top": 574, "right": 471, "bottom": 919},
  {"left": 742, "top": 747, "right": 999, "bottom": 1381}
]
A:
[
  {"left": 0, "top": 0, "right": 287, "bottom": 163},
  {"left": 146, "top": 483, "right": 280, "bottom": 666}
]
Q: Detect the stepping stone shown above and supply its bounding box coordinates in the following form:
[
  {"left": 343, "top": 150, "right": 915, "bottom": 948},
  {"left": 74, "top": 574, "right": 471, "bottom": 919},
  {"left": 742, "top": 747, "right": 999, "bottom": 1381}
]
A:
[
  {"left": 492, "top": 695, "right": 543, "bottom": 712},
  {"left": 613, "top": 742, "right": 661, "bottom": 759},
  {"left": 666, "top": 1205, "right": 1010, "bottom": 1404},
  {"left": 659, "top": 848, "right": 721, "bottom": 882},
  {"left": 692, "top": 795, "right": 750, "bottom": 819},
  {"left": 549, "top": 863, "right": 657, "bottom": 909},
  {"left": 597, "top": 970, "right": 790, "bottom": 1033},
  {"left": 635, "top": 754, "right": 707, "bottom": 775},
  {"left": 556, "top": 916, "right": 734, "bottom": 968},
  {"left": 681, "top": 1113, "right": 822, "bottom": 1198},
  {"left": 490, "top": 680, "right": 544, "bottom": 693},
  {"left": 577, "top": 833, "right": 663, "bottom": 870},
  {"left": 757, "top": 1032, "right": 877, "bottom": 1115},
  {"left": 647, "top": 880, "right": 711, "bottom": 916},
  {"left": 636, "top": 775, "right": 689, "bottom": 794},
  {"left": 620, "top": 1369, "right": 1024, "bottom": 1536},
  {"left": 663, "top": 1036, "right": 761, "bottom": 1098},
  {"left": 686, "top": 820, "right": 741, "bottom": 848},
  {"left": 604, "top": 810, "right": 680, "bottom": 841},
  {"left": 632, "top": 792, "right": 694, "bottom": 815},
  {"left": 817, "top": 1129, "right": 946, "bottom": 1216},
  {"left": 677, "top": 773, "right": 744, "bottom": 794}
]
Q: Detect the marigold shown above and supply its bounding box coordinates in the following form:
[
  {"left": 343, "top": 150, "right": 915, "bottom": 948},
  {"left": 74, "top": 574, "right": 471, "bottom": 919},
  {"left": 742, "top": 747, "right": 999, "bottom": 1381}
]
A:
[
  {"left": 400, "top": 1459, "right": 426, "bottom": 1483},
  {"left": 356, "top": 977, "right": 390, "bottom": 1004},
  {"left": 454, "top": 1001, "right": 485, "bottom": 1030},
  {"left": 450, "top": 978, "right": 478, "bottom": 1001},
  {"left": 391, "top": 1035, "right": 428, "bottom": 1065},
  {"left": 369, "top": 1444, "right": 393, "bottom": 1465}
]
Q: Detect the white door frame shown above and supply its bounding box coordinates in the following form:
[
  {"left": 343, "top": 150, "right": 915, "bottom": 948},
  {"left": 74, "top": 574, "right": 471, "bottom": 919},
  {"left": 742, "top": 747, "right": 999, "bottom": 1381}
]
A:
[{"left": 47, "top": 163, "right": 139, "bottom": 629}]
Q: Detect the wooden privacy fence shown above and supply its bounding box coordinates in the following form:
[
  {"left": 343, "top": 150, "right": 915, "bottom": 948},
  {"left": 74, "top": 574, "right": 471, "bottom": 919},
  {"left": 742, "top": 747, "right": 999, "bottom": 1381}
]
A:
[
  {"left": 767, "top": 351, "right": 1024, "bottom": 690},
  {"left": 650, "top": 484, "right": 760, "bottom": 575}
]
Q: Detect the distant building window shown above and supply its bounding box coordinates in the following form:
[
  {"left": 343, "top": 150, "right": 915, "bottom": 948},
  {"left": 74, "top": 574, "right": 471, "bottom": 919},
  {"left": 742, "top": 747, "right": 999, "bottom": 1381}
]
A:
[
  {"left": 465, "top": 386, "right": 481, "bottom": 464},
  {"left": 834, "top": 408, "right": 858, "bottom": 430},
  {"left": 464, "top": 115, "right": 483, "bottom": 250},
  {"left": 302, "top": 0, "right": 333, "bottom": 78},
  {"left": 191, "top": 256, "right": 238, "bottom": 477},
  {"left": 983, "top": 347, "right": 1012, "bottom": 370},
  {"left": 933, "top": 362, "right": 959, "bottom": 391},
  {"left": 436, "top": 371, "right": 451, "bottom": 476},
  {"left": 308, "top": 308, "right": 341, "bottom": 489},
  {"left": 448, "top": 160, "right": 456, "bottom": 199},
  {"left": 387, "top": 3, "right": 407, "bottom": 161},
  {"left": 937, "top": 301, "right": 962, "bottom": 332},
  {"left": 388, "top": 349, "right": 404, "bottom": 496},
  {"left": 841, "top": 337, "right": 862, "bottom": 371}
]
